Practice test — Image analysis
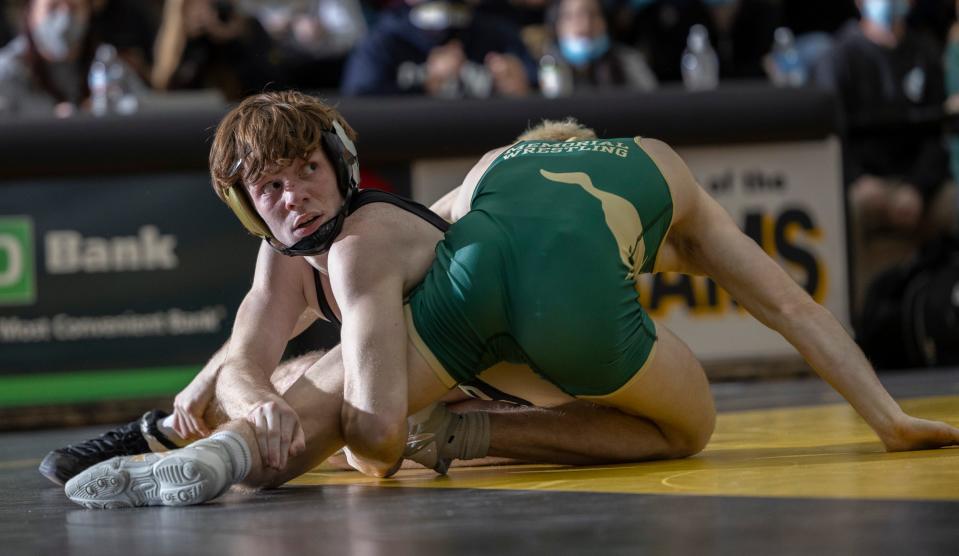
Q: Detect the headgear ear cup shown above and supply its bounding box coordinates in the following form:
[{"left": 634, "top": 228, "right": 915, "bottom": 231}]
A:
[
  {"left": 331, "top": 120, "right": 360, "bottom": 187},
  {"left": 222, "top": 184, "right": 273, "bottom": 239}
]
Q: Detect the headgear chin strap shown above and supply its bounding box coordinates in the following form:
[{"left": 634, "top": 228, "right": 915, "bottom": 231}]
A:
[
  {"left": 223, "top": 119, "right": 360, "bottom": 257},
  {"left": 268, "top": 187, "right": 355, "bottom": 256}
]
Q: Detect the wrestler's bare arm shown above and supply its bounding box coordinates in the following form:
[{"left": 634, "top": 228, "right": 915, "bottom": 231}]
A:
[
  {"left": 329, "top": 224, "right": 410, "bottom": 467},
  {"left": 215, "top": 241, "right": 312, "bottom": 467},
  {"left": 646, "top": 139, "right": 959, "bottom": 451},
  {"left": 170, "top": 306, "right": 320, "bottom": 439},
  {"left": 190, "top": 307, "right": 319, "bottom": 396},
  {"left": 434, "top": 147, "right": 508, "bottom": 223}
]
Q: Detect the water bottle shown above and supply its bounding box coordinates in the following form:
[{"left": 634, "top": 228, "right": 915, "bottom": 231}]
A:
[
  {"left": 538, "top": 54, "right": 573, "bottom": 98},
  {"left": 680, "top": 24, "right": 719, "bottom": 91},
  {"left": 769, "top": 27, "right": 806, "bottom": 87},
  {"left": 88, "top": 44, "right": 138, "bottom": 116},
  {"left": 88, "top": 45, "right": 112, "bottom": 116}
]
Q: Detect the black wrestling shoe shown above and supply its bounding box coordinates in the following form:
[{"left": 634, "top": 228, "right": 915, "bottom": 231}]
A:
[{"left": 39, "top": 410, "right": 174, "bottom": 486}]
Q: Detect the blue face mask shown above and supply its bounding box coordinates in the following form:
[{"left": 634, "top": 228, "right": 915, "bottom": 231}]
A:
[
  {"left": 559, "top": 34, "right": 611, "bottom": 67},
  {"left": 862, "top": 0, "right": 910, "bottom": 31}
]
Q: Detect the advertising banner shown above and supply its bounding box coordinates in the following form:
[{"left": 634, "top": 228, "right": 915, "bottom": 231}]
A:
[
  {"left": 411, "top": 137, "right": 848, "bottom": 364},
  {"left": 0, "top": 173, "right": 259, "bottom": 405}
]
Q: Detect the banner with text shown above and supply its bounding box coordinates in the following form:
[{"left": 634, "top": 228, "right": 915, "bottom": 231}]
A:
[{"left": 0, "top": 174, "right": 260, "bottom": 376}]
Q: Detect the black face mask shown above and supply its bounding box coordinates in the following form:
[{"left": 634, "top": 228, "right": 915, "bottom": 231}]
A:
[{"left": 268, "top": 186, "right": 354, "bottom": 257}]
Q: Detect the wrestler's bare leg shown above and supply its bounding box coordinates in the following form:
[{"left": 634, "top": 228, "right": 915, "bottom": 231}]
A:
[
  {"left": 271, "top": 351, "right": 324, "bottom": 395},
  {"left": 239, "top": 341, "right": 450, "bottom": 487},
  {"left": 199, "top": 350, "right": 326, "bottom": 434},
  {"left": 427, "top": 323, "right": 714, "bottom": 467},
  {"left": 244, "top": 336, "right": 714, "bottom": 480}
]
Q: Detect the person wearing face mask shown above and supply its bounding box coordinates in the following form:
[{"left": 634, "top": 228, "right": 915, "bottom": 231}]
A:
[
  {"left": 548, "top": 0, "right": 657, "bottom": 91},
  {"left": 814, "top": 0, "right": 954, "bottom": 314},
  {"left": 339, "top": 0, "right": 536, "bottom": 97},
  {"left": 0, "top": 0, "right": 140, "bottom": 117}
]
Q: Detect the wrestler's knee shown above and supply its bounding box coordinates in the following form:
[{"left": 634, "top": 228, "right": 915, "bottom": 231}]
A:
[
  {"left": 666, "top": 408, "right": 715, "bottom": 458},
  {"left": 341, "top": 407, "right": 406, "bottom": 465}
]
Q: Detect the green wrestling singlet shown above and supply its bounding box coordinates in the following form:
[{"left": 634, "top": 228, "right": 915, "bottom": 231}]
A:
[{"left": 407, "top": 137, "right": 674, "bottom": 397}]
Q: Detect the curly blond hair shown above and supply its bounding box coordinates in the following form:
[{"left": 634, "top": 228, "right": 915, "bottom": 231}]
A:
[{"left": 515, "top": 118, "right": 598, "bottom": 142}]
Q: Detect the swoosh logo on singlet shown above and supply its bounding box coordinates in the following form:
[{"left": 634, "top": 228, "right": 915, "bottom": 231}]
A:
[{"left": 539, "top": 169, "right": 648, "bottom": 279}]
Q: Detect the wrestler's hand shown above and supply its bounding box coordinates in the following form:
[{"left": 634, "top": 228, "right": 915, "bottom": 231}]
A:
[
  {"left": 170, "top": 374, "right": 215, "bottom": 440},
  {"left": 880, "top": 415, "right": 959, "bottom": 452},
  {"left": 247, "top": 394, "right": 307, "bottom": 469}
]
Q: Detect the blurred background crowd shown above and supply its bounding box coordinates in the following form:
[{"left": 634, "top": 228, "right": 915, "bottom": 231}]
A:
[
  {"left": 2, "top": 0, "right": 959, "bottom": 366},
  {"left": 2, "top": 0, "right": 957, "bottom": 106}
]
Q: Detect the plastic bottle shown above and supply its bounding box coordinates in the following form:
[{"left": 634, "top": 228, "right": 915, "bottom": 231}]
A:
[
  {"left": 88, "top": 45, "right": 112, "bottom": 116},
  {"left": 538, "top": 54, "right": 573, "bottom": 98},
  {"left": 680, "top": 24, "right": 719, "bottom": 91},
  {"left": 88, "top": 44, "right": 138, "bottom": 116},
  {"left": 770, "top": 27, "right": 806, "bottom": 87}
]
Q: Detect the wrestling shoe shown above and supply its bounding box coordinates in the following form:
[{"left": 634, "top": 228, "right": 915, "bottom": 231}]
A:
[
  {"left": 39, "top": 410, "right": 176, "bottom": 486},
  {"left": 65, "top": 432, "right": 248, "bottom": 509},
  {"left": 403, "top": 403, "right": 456, "bottom": 474}
]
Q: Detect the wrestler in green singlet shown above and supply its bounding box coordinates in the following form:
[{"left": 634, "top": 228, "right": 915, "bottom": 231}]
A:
[{"left": 407, "top": 137, "right": 673, "bottom": 396}]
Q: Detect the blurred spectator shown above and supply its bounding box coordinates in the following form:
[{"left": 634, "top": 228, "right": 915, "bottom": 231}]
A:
[
  {"left": 815, "top": 0, "right": 951, "bottom": 237},
  {"left": 151, "top": 0, "right": 282, "bottom": 101},
  {"left": 0, "top": 0, "right": 142, "bottom": 117},
  {"left": 544, "top": 0, "right": 656, "bottom": 92},
  {"left": 255, "top": 0, "right": 366, "bottom": 57},
  {"left": 93, "top": 0, "right": 161, "bottom": 81},
  {"left": 611, "top": 0, "right": 711, "bottom": 82},
  {"left": 251, "top": 0, "right": 367, "bottom": 91},
  {"left": 340, "top": 0, "right": 536, "bottom": 97},
  {"left": 762, "top": 0, "right": 857, "bottom": 87},
  {"left": 700, "top": 0, "right": 782, "bottom": 80},
  {"left": 612, "top": 0, "right": 780, "bottom": 83}
]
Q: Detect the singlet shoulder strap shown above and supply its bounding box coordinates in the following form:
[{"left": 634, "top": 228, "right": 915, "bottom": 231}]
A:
[
  {"left": 314, "top": 189, "right": 449, "bottom": 330},
  {"left": 349, "top": 189, "right": 450, "bottom": 232},
  {"left": 313, "top": 267, "right": 341, "bottom": 329}
]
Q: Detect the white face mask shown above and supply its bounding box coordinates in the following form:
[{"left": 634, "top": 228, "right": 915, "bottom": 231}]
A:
[
  {"left": 861, "top": 0, "right": 910, "bottom": 32},
  {"left": 33, "top": 8, "right": 88, "bottom": 62}
]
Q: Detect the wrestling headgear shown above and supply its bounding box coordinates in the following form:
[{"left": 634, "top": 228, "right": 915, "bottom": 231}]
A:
[{"left": 221, "top": 120, "right": 360, "bottom": 257}]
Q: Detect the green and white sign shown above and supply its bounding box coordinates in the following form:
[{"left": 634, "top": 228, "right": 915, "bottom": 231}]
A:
[{"left": 0, "top": 216, "right": 35, "bottom": 306}]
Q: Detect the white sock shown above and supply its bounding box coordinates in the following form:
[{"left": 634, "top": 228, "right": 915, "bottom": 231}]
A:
[{"left": 202, "top": 431, "right": 252, "bottom": 483}]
